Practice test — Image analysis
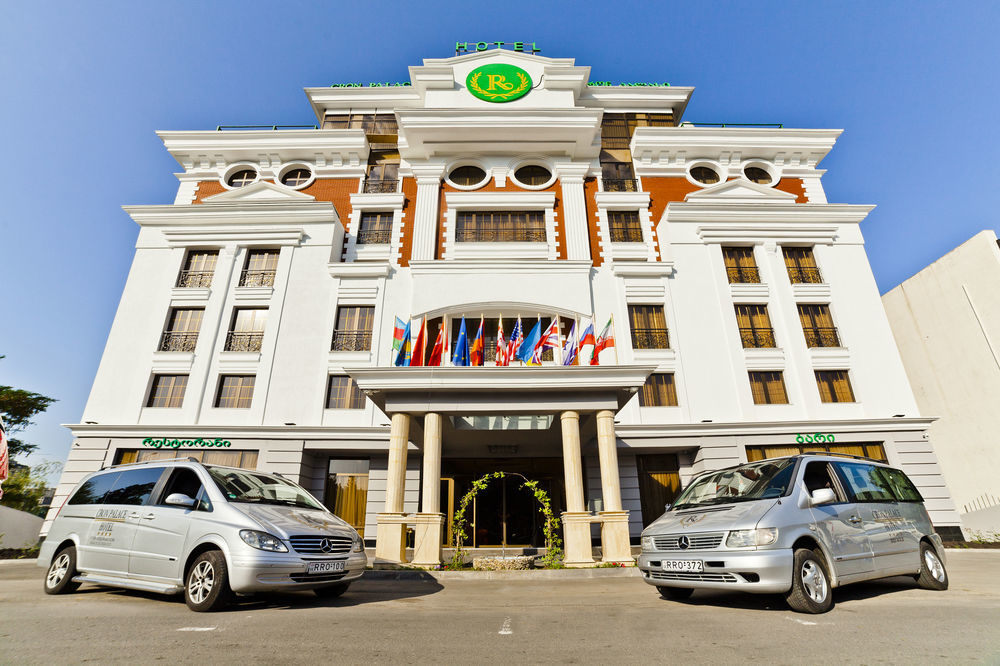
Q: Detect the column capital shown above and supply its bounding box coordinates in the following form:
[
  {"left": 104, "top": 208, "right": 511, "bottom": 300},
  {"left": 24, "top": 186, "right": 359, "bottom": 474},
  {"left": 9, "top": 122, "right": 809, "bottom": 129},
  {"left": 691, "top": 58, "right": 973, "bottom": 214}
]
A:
[
  {"left": 554, "top": 162, "right": 590, "bottom": 184},
  {"left": 410, "top": 163, "right": 446, "bottom": 184}
]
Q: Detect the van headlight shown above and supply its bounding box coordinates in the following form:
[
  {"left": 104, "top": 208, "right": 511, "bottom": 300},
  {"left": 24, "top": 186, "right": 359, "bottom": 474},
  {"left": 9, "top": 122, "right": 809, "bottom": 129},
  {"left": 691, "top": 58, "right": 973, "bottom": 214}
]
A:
[
  {"left": 353, "top": 533, "right": 364, "bottom": 553},
  {"left": 726, "top": 528, "right": 778, "bottom": 548},
  {"left": 641, "top": 536, "right": 655, "bottom": 552},
  {"left": 239, "top": 529, "right": 288, "bottom": 552}
]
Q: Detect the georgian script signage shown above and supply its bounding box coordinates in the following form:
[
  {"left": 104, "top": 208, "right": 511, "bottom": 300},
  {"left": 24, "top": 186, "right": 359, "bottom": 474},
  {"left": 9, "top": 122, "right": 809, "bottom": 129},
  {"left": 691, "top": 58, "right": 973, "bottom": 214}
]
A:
[
  {"left": 795, "top": 433, "right": 835, "bottom": 444},
  {"left": 466, "top": 63, "right": 532, "bottom": 103},
  {"left": 142, "top": 437, "right": 232, "bottom": 449}
]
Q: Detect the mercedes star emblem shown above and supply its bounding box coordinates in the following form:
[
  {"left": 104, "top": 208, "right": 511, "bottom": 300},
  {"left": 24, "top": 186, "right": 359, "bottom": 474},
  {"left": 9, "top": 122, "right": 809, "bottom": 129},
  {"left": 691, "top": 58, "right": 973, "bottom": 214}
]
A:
[
  {"left": 678, "top": 535, "right": 690, "bottom": 550},
  {"left": 320, "top": 538, "right": 334, "bottom": 553}
]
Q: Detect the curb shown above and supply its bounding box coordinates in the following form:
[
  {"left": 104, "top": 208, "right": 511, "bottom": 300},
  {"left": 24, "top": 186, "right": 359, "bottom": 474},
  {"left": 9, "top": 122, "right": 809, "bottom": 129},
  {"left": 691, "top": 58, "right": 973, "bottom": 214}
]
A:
[
  {"left": 0, "top": 558, "right": 38, "bottom": 565},
  {"left": 362, "top": 566, "right": 642, "bottom": 581}
]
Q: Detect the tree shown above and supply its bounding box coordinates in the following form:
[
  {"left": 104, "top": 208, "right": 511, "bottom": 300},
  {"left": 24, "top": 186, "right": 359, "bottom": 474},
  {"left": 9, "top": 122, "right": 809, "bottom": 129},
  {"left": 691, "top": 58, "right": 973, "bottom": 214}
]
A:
[
  {"left": 1, "top": 461, "right": 61, "bottom": 516},
  {"left": 0, "top": 355, "right": 57, "bottom": 462}
]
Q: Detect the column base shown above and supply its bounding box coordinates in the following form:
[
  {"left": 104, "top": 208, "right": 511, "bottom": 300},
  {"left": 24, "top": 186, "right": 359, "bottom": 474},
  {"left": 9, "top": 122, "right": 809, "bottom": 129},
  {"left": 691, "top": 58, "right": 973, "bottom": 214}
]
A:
[
  {"left": 375, "top": 513, "right": 409, "bottom": 564},
  {"left": 410, "top": 513, "right": 445, "bottom": 568},
  {"left": 561, "top": 511, "right": 596, "bottom": 567},
  {"left": 599, "top": 510, "right": 634, "bottom": 564}
]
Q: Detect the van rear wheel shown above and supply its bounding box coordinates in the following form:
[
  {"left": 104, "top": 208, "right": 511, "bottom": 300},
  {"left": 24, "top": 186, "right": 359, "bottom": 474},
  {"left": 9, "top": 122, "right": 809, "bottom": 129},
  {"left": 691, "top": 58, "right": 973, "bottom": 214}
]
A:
[
  {"left": 185, "top": 550, "right": 232, "bottom": 612},
  {"left": 657, "top": 586, "right": 693, "bottom": 601},
  {"left": 914, "top": 542, "right": 948, "bottom": 591},
  {"left": 43, "top": 546, "right": 81, "bottom": 595},
  {"left": 785, "top": 548, "right": 833, "bottom": 614}
]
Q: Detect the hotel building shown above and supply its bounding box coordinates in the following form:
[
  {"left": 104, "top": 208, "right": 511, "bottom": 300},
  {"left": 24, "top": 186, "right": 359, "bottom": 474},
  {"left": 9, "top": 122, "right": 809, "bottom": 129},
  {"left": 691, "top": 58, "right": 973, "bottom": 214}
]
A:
[{"left": 46, "top": 48, "right": 962, "bottom": 564}]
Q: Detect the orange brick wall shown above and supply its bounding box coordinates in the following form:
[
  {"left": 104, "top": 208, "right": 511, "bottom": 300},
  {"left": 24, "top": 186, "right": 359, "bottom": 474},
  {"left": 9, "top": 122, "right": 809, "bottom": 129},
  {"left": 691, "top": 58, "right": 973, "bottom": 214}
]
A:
[
  {"left": 583, "top": 178, "right": 603, "bottom": 267},
  {"left": 397, "top": 177, "right": 418, "bottom": 267}
]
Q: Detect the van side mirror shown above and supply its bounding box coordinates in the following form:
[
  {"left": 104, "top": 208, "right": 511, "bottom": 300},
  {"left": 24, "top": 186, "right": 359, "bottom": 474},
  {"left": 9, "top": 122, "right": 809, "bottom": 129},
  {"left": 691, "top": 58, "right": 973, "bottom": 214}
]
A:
[
  {"left": 165, "top": 493, "right": 196, "bottom": 508},
  {"left": 809, "top": 488, "right": 836, "bottom": 506}
]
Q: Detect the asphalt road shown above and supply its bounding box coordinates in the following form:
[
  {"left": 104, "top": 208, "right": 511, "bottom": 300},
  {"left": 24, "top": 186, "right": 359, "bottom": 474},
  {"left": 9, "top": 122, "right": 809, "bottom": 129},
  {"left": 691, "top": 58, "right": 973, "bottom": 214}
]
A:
[{"left": 2, "top": 550, "right": 999, "bottom": 664}]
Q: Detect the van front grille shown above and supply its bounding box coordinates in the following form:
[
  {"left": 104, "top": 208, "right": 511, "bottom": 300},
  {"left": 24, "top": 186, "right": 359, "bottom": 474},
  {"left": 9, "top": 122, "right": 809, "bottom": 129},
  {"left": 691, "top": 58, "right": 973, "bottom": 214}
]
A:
[
  {"left": 652, "top": 532, "right": 725, "bottom": 551},
  {"left": 649, "top": 571, "right": 738, "bottom": 583},
  {"left": 288, "top": 535, "right": 353, "bottom": 555}
]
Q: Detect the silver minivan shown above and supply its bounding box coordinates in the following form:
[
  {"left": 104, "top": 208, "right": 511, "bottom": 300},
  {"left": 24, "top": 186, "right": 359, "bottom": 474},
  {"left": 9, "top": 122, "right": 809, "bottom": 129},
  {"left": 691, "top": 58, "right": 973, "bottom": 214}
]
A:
[
  {"left": 638, "top": 453, "right": 949, "bottom": 613},
  {"left": 39, "top": 459, "right": 367, "bottom": 611}
]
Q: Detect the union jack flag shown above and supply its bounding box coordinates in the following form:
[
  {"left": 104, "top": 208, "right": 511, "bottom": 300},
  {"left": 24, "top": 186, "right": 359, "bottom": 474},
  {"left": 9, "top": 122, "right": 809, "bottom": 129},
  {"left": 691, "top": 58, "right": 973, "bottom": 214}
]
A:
[
  {"left": 0, "top": 416, "right": 8, "bottom": 500},
  {"left": 531, "top": 319, "right": 561, "bottom": 364}
]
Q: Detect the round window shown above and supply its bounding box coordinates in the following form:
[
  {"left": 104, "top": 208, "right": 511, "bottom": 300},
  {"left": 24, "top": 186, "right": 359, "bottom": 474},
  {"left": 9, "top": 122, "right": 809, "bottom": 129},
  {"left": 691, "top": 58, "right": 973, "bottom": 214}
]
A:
[
  {"left": 514, "top": 165, "right": 552, "bottom": 187},
  {"left": 744, "top": 166, "right": 772, "bottom": 184},
  {"left": 227, "top": 169, "right": 257, "bottom": 188},
  {"left": 281, "top": 168, "right": 312, "bottom": 187},
  {"left": 449, "top": 165, "right": 487, "bottom": 187},
  {"left": 690, "top": 166, "right": 720, "bottom": 185}
]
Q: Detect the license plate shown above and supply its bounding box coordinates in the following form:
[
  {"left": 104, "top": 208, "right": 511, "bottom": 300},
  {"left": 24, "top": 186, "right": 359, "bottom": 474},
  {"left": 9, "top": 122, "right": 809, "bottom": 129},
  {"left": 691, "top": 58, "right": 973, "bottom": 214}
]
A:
[
  {"left": 307, "top": 561, "right": 346, "bottom": 574},
  {"left": 662, "top": 560, "right": 703, "bottom": 572}
]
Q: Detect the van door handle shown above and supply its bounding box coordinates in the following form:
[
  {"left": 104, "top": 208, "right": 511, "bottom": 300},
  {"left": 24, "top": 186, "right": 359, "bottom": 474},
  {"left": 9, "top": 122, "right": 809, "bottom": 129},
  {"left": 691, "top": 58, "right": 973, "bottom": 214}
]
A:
[
  {"left": 129, "top": 512, "right": 141, "bottom": 519},
  {"left": 848, "top": 515, "right": 862, "bottom": 524},
  {"left": 142, "top": 513, "right": 156, "bottom": 520}
]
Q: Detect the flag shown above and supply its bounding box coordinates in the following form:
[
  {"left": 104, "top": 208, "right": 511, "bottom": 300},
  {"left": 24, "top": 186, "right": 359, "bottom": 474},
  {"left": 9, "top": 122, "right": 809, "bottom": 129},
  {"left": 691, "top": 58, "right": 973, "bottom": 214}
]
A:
[
  {"left": 428, "top": 325, "right": 445, "bottom": 366},
  {"left": 591, "top": 317, "right": 616, "bottom": 365},
  {"left": 578, "top": 319, "right": 596, "bottom": 365},
  {"left": 393, "top": 320, "right": 412, "bottom": 366},
  {"left": 562, "top": 321, "right": 578, "bottom": 366},
  {"left": 452, "top": 317, "right": 470, "bottom": 366},
  {"left": 410, "top": 317, "right": 427, "bottom": 366},
  {"left": 507, "top": 317, "right": 523, "bottom": 363},
  {"left": 495, "top": 318, "right": 508, "bottom": 366},
  {"left": 470, "top": 316, "right": 485, "bottom": 366},
  {"left": 392, "top": 316, "right": 406, "bottom": 355},
  {"left": 0, "top": 417, "right": 7, "bottom": 500},
  {"left": 531, "top": 319, "right": 561, "bottom": 364},
  {"left": 518, "top": 319, "right": 543, "bottom": 363}
]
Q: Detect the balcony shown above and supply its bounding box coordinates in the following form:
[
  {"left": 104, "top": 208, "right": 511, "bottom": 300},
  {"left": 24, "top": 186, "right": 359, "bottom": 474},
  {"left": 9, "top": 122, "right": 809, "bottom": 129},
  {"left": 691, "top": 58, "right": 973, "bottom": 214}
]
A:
[
  {"left": 239, "top": 270, "right": 275, "bottom": 288},
  {"left": 159, "top": 331, "right": 199, "bottom": 352},
  {"left": 331, "top": 330, "right": 373, "bottom": 352},
  {"left": 787, "top": 267, "right": 823, "bottom": 284},
  {"left": 603, "top": 179, "right": 640, "bottom": 193},
  {"left": 802, "top": 327, "right": 841, "bottom": 348},
  {"left": 363, "top": 179, "right": 398, "bottom": 194},
  {"left": 631, "top": 328, "right": 671, "bottom": 350},
  {"left": 727, "top": 267, "right": 761, "bottom": 284},
  {"left": 455, "top": 227, "right": 546, "bottom": 243},
  {"left": 175, "top": 270, "right": 214, "bottom": 288},
  {"left": 225, "top": 331, "right": 264, "bottom": 352},
  {"left": 739, "top": 327, "right": 776, "bottom": 348},
  {"left": 357, "top": 227, "right": 392, "bottom": 245}
]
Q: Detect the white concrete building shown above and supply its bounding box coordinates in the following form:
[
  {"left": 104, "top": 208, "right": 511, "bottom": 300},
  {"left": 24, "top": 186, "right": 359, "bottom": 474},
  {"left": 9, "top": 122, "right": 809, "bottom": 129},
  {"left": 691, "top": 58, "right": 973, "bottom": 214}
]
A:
[
  {"left": 46, "top": 48, "right": 963, "bottom": 564},
  {"left": 883, "top": 230, "right": 1000, "bottom": 535}
]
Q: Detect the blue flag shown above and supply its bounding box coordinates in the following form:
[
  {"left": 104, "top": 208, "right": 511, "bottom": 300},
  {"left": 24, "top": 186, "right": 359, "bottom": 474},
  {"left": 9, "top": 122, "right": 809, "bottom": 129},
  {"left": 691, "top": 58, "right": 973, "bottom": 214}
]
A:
[
  {"left": 394, "top": 321, "right": 411, "bottom": 366},
  {"left": 517, "top": 319, "right": 543, "bottom": 363},
  {"left": 451, "top": 317, "right": 470, "bottom": 366}
]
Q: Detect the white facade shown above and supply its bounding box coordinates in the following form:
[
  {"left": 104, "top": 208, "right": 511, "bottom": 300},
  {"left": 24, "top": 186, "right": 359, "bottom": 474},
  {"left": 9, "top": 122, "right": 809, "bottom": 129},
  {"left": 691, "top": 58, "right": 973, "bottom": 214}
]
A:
[
  {"left": 883, "top": 230, "right": 1000, "bottom": 534},
  {"left": 47, "top": 50, "right": 962, "bottom": 557}
]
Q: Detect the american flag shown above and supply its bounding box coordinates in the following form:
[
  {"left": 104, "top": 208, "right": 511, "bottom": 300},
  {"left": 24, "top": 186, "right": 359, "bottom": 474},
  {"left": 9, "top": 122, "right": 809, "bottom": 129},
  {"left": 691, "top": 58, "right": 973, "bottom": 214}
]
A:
[
  {"left": 507, "top": 317, "right": 523, "bottom": 364},
  {"left": 0, "top": 416, "right": 8, "bottom": 500},
  {"left": 495, "top": 318, "right": 508, "bottom": 366}
]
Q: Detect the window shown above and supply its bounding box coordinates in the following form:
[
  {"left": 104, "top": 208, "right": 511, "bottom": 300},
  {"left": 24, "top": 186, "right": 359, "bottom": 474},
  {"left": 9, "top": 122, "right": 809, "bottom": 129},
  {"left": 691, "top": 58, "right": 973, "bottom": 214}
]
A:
[
  {"left": 323, "top": 113, "right": 398, "bottom": 138},
  {"left": 689, "top": 165, "right": 720, "bottom": 185},
  {"left": 448, "top": 165, "right": 487, "bottom": 187},
  {"left": 880, "top": 467, "right": 923, "bottom": 502},
  {"left": 104, "top": 467, "right": 165, "bottom": 506},
  {"left": 513, "top": 165, "right": 551, "bottom": 187},
  {"left": 749, "top": 371, "right": 788, "bottom": 404},
  {"left": 608, "top": 211, "right": 644, "bottom": 243},
  {"left": 628, "top": 305, "right": 670, "bottom": 349},
  {"left": 455, "top": 211, "right": 545, "bottom": 242},
  {"left": 67, "top": 472, "right": 121, "bottom": 505},
  {"left": 281, "top": 168, "right": 311, "bottom": 187},
  {"left": 159, "top": 308, "right": 203, "bottom": 352},
  {"left": 331, "top": 306, "right": 374, "bottom": 351},
  {"left": 816, "top": 370, "right": 855, "bottom": 403},
  {"left": 835, "top": 462, "right": 897, "bottom": 502},
  {"left": 116, "top": 448, "right": 258, "bottom": 469},
  {"left": 722, "top": 247, "right": 760, "bottom": 283},
  {"left": 735, "top": 305, "right": 775, "bottom": 348},
  {"left": 746, "top": 443, "right": 886, "bottom": 463},
  {"left": 743, "top": 166, "right": 772, "bottom": 184},
  {"left": 357, "top": 212, "right": 393, "bottom": 245},
  {"left": 226, "top": 308, "right": 268, "bottom": 352},
  {"left": 176, "top": 250, "right": 218, "bottom": 288},
  {"left": 326, "top": 375, "right": 366, "bottom": 409},
  {"left": 364, "top": 149, "right": 399, "bottom": 193},
  {"left": 158, "top": 468, "right": 212, "bottom": 511},
  {"left": 240, "top": 249, "right": 278, "bottom": 287},
  {"left": 638, "top": 373, "right": 678, "bottom": 406},
  {"left": 147, "top": 375, "right": 188, "bottom": 408},
  {"left": 798, "top": 305, "right": 840, "bottom": 348},
  {"left": 636, "top": 454, "right": 681, "bottom": 527},
  {"left": 783, "top": 247, "right": 822, "bottom": 284},
  {"left": 216, "top": 375, "right": 255, "bottom": 408},
  {"left": 227, "top": 169, "right": 257, "bottom": 188},
  {"left": 325, "top": 459, "right": 369, "bottom": 537},
  {"left": 600, "top": 160, "right": 637, "bottom": 192}
]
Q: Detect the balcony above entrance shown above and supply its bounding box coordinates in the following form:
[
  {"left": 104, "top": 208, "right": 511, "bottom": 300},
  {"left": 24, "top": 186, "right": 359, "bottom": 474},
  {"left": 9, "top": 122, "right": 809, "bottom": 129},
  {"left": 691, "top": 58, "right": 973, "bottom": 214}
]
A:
[{"left": 346, "top": 365, "right": 657, "bottom": 414}]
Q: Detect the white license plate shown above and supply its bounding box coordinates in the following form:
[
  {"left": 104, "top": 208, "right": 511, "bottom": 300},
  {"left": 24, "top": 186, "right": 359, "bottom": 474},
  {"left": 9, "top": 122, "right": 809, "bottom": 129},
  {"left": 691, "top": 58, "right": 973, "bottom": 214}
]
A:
[
  {"left": 662, "top": 560, "right": 703, "bottom": 572},
  {"left": 307, "top": 561, "right": 346, "bottom": 574}
]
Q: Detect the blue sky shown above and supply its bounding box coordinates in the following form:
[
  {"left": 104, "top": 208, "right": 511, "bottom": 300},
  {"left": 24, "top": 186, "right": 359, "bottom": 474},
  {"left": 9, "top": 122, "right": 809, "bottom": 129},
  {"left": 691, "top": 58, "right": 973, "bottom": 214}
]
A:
[{"left": 2, "top": 1, "right": 998, "bottom": 477}]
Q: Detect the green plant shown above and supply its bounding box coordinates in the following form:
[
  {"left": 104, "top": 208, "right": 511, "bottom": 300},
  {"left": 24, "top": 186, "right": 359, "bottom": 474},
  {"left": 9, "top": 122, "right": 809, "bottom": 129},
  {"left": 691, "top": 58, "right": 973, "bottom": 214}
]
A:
[
  {"left": 1, "top": 460, "right": 61, "bottom": 516},
  {"left": 969, "top": 530, "right": 1000, "bottom": 545},
  {"left": 449, "top": 471, "right": 563, "bottom": 569}
]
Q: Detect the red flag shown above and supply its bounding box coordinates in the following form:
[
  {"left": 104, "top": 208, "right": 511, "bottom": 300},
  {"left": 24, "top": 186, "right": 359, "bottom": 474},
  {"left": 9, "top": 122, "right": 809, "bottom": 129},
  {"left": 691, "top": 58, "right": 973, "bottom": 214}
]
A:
[
  {"left": 495, "top": 318, "right": 508, "bottom": 366},
  {"left": 0, "top": 417, "right": 8, "bottom": 499},
  {"left": 591, "top": 317, "right": 615, "bottom": 366},
  {"left": 470, "top": 316, "right": 485, "bottom": 366},
  {"left": 427, "top": 325, "right": 445, "bottom": 366},
  {"left": 410, "top": 317, "right": 427, "bottom": 366}
]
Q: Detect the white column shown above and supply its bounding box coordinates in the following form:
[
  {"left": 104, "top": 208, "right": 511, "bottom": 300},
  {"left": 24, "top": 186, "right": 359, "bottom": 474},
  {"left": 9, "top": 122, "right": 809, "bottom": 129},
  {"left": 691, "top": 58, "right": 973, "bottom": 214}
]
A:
[
  {"left": 376, "top": 412, "right": 411, "bottom": 563},
  {"left": 560, "top": 410, "right": 594, "bottom": 566},
  {"left": 409, "top": 165, "right": 445, "bottom": 261},
  {"left": 596, "top": 409, "right": 633, "bottom": 563},
  {"left": 555, "top": 163, "right": 592, "bottom": 261},
  {"left": 412, "top": 412, "right": 445, "bottom": 567}
]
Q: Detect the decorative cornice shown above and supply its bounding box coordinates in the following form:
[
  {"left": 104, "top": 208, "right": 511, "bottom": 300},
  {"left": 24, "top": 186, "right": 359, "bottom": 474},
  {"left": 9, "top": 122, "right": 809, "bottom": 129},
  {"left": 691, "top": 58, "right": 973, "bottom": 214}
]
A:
[
  {"left": 444, "top": 191, "right": 555, "bottom": 209},
  {"left": 327, "top": 263, "right": 392, "bottom": 278},
  {"left": 347, "top": 365, "right": 658, "bottom": 393},
  {"left": 64, "top": 423, "right": 393, "bottom": 440},
  {"left": 665, "top": 202, "right": 875, "bottom": 225},
  {"left": 124, "top": 201, "right": 339, "bottom": 227},
  {"left": 615, "top": 416, "right": 935, "bottom": 439},
  {"left": 630, "top": 127, "right": 842, "bottom": 168},
  {"left": 158, "top": 129, "right": 370, "bottom": 171},
  {"left": 162, "top": 227, "right": 305, "bottom": 246},
  {"left": 408, "top": 259, "right": 592, "bottom": 275}
]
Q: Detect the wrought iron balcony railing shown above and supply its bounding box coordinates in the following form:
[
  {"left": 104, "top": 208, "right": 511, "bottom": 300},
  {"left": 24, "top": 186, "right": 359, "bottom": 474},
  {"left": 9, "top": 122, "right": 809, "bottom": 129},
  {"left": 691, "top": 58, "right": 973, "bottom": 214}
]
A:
[
  {"left": 802, "top": 327, "right": 841, "bottom": 348},
  {"left": 363, "top": 179, "right": 399, "bottom": 194},
  {"left": 159, "top": 331, "right": 199, "bottom": 352},
  {"left": 603, "top": 178, "right": 640, "bottom": 193},
  {"left": 239, "top": 270, "right": 276, "bottom": 288},
  {"left": 225, "top": 331, "right": 264, "bottom": 352},
  {"left": 331, "top": 330, "right": 373, "bottom": 352},
  {"left": 175, "top": 270, "right": 214, "bottom": 288},
  {"left": 357, "top": 227, "right": 392, "bottom": 245},
  {"left": 787, "top": 267, "right": 823, "bottom": 284},
  {"left": 726, "top": 267, "right": 761, "bottom": 284},
  {"left": 631, "top": 328, "right": 671, "bottom": 350},
  {"left": 455, "top": 227, "right": 546, "bottom": 242},
  {"left": 739, "top": 327, "right": 777, "bottom": 348},
  {"left": 609, "top": 224, "right": 644, "bottom": 243}
]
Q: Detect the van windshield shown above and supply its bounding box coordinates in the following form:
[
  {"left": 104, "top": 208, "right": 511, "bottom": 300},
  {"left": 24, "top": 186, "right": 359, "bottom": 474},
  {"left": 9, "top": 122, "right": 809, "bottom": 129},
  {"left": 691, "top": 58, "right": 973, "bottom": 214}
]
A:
[
  {"left": 672, "top": 458, "right": 796, "bottom": 509},
  {"left": 207, "top": 467, "right": 327, "bottom": 511}
]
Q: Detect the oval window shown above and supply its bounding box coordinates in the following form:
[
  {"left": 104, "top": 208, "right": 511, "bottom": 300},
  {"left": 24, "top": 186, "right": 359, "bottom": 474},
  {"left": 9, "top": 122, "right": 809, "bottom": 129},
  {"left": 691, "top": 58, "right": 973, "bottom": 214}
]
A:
[
  {"left": 449, "top": 165, "right": 487, "bottom": 187},
  {"left": 514, "top": 165, "right": 552, "bottom": 187},
  {"left": 281, "top": 168, "right": 311, "bottom": 187},
  {"left": 227, "top": 169, "right": 257, "bottom": 188},
  {"left": 690, "top": 166, "right": 720, "bottom": 185},
  {"left": 744, "top": 166, "right": 772, "bottom": 184}
]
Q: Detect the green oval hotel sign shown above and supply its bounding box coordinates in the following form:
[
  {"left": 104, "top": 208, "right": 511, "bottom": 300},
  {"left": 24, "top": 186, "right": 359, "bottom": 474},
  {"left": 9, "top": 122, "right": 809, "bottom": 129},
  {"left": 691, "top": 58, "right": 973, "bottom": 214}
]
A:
[{"left": 466, "top": 63, "right": 532, "bottom": 102}]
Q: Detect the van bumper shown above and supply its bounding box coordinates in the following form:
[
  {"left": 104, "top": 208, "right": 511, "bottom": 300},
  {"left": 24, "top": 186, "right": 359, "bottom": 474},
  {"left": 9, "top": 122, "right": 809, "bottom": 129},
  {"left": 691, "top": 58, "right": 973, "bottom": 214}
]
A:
[
  {"left": 228, "top": 551, "right": 368, "bottom": 593},
  {"left": 637, "top": 549, "right": 793, "bottom": 594}
]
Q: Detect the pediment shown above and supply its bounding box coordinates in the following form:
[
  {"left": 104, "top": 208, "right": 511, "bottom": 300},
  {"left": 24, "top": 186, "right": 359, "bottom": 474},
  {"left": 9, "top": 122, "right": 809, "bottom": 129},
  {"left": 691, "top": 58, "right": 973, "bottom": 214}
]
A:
[
  {"left": 684, "top": 179, "right": 798, "bottom": 204},
  {"left": 202, "top": 180, "right": 316, "bottom": 203}
]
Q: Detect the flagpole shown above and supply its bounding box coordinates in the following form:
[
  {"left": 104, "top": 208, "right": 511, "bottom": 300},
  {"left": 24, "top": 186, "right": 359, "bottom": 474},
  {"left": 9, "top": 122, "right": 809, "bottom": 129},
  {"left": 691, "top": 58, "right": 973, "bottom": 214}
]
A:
[
  {"left": 612, "top": 312, "right": 619, "bottom": 364},
  {"left": 555, "top": 314, "right": 562, "bottom": 365}
]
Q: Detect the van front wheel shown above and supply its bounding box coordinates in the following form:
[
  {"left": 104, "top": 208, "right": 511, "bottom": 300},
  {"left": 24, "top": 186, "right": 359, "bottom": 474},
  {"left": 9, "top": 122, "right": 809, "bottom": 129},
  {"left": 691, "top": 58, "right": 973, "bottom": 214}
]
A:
[
  {"left": 785, "top": 548, "right": 833, "bottom": 614},
  {"left": 185, "top": 550, "right": 232, "bottom": 612},
  {"left": 44, "top": 546, "right": 81, "bottom": 595}
]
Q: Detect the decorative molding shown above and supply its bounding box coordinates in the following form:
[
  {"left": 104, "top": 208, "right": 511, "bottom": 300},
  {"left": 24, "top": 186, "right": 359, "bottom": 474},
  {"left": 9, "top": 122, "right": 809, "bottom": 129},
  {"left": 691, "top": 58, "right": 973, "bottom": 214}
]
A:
[
  {"left": 809, "top": 348, "right": 852, "bottom": 369},
  {"left": 160, "top": 227, "right": 306, "bottom": 247},
  {"left": 327, "top": 263, "right": 392, "bottom": 278},
  {"left": 349, "top": 193, "right": 406, "bottom": 210},
  {"left": 743, "top": 347, "right": 786, "bottom": 369},
  {"left": 730, "top": 283, "right": 771, "bottom": 300},
  {"left": 202, "top": 180, "right": 316, "bottom": 203},
  {"left": 151, "top": 352, "right": 194, "bottom": 373},
  {"left": 792, "top": 283, "right": 832, "bottom": 300},
  {"left": 612, "top": 263, "right": 674, "bottom": 278},
  {"left": 408, "top": 259, "right": 592, "bottom": 275},
  {"left": 684, "top": 179, "right": 798, "bottom": 204},
  {"left": 169, "top": 287, "right": 211, "bottom": 303},
  {"left": 232, "top": 286, "right": 273, "bottom": 301},
  {"left": 444, "top": 191, "right": 555, "bottom": 209},
  {"left": 126, "top": 201, "right": 339, "bottom": 228},
  {"left": 613, "top": 416, "right": 935, "bottom": 439}
]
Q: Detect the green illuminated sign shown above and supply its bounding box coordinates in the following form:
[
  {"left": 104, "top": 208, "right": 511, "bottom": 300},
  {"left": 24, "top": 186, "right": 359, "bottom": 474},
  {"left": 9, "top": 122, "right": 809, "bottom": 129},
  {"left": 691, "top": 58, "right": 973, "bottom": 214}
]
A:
[
  {"left": 142, "top": 437, "right": 232, "bottom": 449},
  {"left": 329, "top": 82, "right": 412, "bottom": 88},
  {"left": 455, "top": 41, "right": 540, "bottom": 55},
  {"left": 466, "top": 63, "right": 532, "bottom": 103},
  {"left": 795, "top": 433, "right": 835, "bottom": 444},
  {"left": 588, "top": 81, "right": 671, "bottom": 87}
]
